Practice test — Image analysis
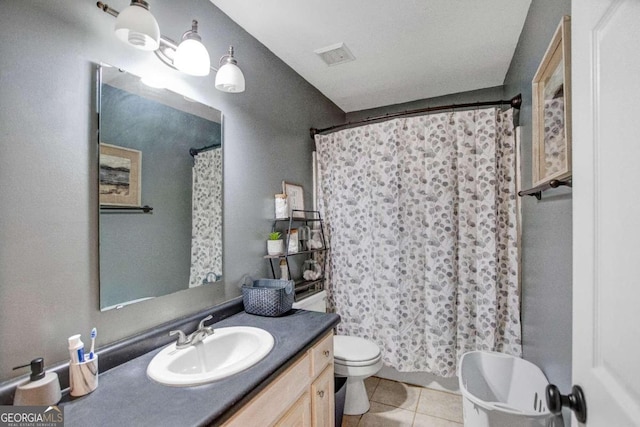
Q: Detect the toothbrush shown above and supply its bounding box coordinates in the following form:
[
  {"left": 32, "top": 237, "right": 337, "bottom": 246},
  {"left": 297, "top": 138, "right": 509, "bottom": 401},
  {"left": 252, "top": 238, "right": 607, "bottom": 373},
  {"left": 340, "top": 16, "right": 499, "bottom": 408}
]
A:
[{"left": 89, "top": 327, "right": 97, "bottom": 360}]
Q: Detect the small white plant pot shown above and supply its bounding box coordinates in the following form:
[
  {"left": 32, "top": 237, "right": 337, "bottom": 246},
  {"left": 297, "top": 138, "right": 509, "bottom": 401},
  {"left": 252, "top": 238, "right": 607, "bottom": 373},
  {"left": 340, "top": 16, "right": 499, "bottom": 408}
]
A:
[{"left": 267, "top": 239, "right": 285, "bottom": 255}]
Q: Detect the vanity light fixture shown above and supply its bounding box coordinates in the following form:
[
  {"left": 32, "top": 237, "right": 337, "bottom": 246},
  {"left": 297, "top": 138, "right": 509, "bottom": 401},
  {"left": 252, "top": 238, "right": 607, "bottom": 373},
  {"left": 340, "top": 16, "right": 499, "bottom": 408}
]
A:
[
  {"left": 96, "top": 1, "right": 245, "bottom": 92},
  {"left": 113, "top": 0, "right": 160, "bottom": 51},
  {"left": 174, "top": 20, "right": 211, "bottom": 76},
  {"left": 215, "top": 46, "right": 246, "bottom": 93}
]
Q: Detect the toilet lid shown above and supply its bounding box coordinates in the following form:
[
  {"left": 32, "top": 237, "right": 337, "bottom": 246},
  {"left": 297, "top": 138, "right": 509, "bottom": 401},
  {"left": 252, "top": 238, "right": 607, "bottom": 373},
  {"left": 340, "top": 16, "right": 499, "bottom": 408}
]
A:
[{"left": 333, "top": 335, "right": 381, "bottom": 363}]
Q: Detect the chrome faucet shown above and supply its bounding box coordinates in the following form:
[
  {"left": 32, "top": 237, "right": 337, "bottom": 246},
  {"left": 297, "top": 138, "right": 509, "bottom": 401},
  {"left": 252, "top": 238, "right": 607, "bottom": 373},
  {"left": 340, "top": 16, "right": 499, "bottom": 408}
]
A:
[{"left": 169, "top": 315, "right": 215, "bottom": 350}]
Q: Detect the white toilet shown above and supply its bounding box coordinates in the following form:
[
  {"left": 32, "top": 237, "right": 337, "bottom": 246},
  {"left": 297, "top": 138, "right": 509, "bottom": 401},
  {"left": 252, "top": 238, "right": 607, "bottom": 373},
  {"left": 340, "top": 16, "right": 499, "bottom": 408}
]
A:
[{"left": 293, "top": 291, "right": 383, "bottom": 415}]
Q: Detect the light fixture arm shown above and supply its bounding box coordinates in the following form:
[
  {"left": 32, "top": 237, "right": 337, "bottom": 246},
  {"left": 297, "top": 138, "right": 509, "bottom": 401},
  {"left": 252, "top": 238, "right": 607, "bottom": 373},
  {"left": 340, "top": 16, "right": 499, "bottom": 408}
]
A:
[
  {"left": 96, "top": 1, "right": 119, "bottom": 18},
  {"left": 159, "top": 36, "right": 177, "bottom": 51}
]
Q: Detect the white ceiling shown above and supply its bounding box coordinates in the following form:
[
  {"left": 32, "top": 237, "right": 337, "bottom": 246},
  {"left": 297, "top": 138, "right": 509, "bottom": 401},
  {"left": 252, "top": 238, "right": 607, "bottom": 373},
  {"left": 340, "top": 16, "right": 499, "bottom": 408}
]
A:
[{"left": 212, "top": 0, "right": 531, "bottom": 113}]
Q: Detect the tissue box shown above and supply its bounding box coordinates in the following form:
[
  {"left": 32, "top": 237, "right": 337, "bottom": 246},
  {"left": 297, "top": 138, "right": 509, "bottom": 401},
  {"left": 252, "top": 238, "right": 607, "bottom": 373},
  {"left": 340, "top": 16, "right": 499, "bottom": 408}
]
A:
[{"left": 242, "top": 279, "right": 294, "bottom": 317}]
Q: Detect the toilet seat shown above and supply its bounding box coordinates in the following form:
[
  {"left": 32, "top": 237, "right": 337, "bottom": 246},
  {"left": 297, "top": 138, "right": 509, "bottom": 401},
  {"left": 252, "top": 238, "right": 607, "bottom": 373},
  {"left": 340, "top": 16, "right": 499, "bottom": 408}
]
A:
[
  {"left": 334, "top": 353, "right": 382, "bottom": 367},
  {"left": 333, "top": 335, "right": 381, "bottom": 366}
]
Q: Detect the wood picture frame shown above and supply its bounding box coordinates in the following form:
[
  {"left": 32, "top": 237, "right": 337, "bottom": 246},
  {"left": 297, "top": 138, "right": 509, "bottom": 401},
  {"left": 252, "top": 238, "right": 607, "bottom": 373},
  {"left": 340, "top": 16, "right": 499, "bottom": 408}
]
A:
[
  {"left": 532, "top": 15, "right": 572, "bottom": 187},
  {"left": 282, "top": 181, "right": 305, "bottom": 218},
  {"left": 99, "top": 143, "right": 142, "bottom": 207}
]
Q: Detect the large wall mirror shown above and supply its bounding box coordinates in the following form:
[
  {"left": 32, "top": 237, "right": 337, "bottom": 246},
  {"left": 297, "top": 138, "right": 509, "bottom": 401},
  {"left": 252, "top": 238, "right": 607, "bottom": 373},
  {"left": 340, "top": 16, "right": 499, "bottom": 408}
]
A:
[{"left": 98, "top": 64, "right": 223, "bottom": 311}]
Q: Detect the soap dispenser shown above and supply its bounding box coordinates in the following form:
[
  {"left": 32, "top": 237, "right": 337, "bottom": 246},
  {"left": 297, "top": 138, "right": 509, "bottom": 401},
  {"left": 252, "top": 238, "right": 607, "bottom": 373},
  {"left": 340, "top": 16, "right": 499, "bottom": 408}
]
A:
[{"left": 13, "top": 358, "right": 61, "bottom": 406}]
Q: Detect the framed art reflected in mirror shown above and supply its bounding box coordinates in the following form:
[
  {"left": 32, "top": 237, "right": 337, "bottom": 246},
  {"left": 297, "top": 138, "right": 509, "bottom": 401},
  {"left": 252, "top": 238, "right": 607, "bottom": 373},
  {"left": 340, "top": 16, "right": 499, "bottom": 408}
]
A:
[
  {"left": 99, "top": 143, "right": 142, "bottom": 207},
  {"left": 532, "top": 15, "right": 572, "bottom": 187}
]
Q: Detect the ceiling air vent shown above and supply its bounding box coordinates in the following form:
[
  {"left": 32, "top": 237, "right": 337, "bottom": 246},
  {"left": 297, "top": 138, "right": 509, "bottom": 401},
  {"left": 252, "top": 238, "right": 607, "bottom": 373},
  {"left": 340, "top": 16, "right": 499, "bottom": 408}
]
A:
[{"left": 314, "top": 42, "right": 355, "bottom": 67}]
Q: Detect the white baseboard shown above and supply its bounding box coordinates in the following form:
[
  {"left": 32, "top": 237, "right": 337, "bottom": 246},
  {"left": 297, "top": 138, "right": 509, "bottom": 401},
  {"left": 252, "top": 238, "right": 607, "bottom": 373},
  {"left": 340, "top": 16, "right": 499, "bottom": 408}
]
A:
[{"left": 376, "top": 365, "right": 460, "bottom": 394}]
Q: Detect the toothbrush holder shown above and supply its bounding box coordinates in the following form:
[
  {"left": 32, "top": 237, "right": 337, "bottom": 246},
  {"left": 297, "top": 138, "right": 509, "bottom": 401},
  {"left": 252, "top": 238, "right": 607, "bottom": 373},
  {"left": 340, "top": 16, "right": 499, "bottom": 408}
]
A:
[{"left": 69, "top": 354, "right": 98, "bottom": 397}]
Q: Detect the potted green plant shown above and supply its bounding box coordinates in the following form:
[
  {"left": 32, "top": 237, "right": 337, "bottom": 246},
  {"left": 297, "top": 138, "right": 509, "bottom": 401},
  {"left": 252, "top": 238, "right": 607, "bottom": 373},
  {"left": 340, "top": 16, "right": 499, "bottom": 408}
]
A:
[{"left": 267, "top": 231, "right": 285, "bottom": 256}]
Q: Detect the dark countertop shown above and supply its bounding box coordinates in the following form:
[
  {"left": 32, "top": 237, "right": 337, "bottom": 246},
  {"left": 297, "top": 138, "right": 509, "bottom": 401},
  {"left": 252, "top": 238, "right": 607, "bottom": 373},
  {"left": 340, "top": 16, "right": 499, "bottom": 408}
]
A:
[{"left": 60, "top": 310, "right": 340, "bottom": 427}]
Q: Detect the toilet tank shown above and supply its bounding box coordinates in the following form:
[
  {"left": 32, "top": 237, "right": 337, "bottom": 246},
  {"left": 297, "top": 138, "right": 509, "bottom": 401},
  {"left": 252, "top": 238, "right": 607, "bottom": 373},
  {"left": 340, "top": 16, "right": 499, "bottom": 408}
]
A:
[{"left": 292, "top": 290, "right": 327, "bottom": 312}]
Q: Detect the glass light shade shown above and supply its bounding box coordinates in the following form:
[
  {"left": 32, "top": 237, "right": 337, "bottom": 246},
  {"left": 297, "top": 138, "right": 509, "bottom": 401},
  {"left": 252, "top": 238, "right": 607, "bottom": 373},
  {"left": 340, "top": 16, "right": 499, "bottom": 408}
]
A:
[
  {"left": 114, "top": 3, "right": 160, "bottom": 51},
  {"left": 215, "top": 62, "right": 245, "bottom": 93},
  {"left": 174, "top": 39, "right": 211, "bottom": 76}
]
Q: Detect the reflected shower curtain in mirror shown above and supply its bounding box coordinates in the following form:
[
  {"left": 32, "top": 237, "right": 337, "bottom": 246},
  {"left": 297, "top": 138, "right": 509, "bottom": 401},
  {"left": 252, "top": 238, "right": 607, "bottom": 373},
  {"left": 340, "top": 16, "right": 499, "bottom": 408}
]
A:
[
  {"left": 315, "top": 108, "right": 521, "bottom": 377},
  {"left": 189, "top": 148, "right": 222, "bottom": 287}
]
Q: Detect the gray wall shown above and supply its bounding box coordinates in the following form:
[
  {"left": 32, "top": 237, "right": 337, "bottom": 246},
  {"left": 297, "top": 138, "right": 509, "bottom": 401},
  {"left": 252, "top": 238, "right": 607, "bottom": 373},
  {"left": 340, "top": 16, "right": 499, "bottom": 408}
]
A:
[
  {"left": 503, "top": 0, "right": 573, "bottom": 393},
  {"left": 0, "top": 0, "right": 343, "bottom": 381}
]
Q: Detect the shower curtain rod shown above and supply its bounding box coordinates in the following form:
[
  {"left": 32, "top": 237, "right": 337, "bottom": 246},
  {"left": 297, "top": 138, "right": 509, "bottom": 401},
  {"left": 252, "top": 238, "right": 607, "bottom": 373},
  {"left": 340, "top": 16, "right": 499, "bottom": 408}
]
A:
[
  {"left": 309, "top": 93, "right": 522, "bottom": 138},
  {"left": 189, "top": 144, "right": 220, "bottom": 157}
]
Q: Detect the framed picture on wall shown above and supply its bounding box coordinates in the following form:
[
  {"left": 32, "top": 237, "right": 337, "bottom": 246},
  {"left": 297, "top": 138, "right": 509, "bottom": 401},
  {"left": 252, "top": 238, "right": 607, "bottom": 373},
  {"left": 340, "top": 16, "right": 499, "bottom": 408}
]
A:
[
  {"left": 282, "top": 181, "right": 305, "bottom": 218},
  {"left": 99, "top": 143, "right": 142, "bottom": 207},
  {"left": 532, "top": 15, "right": 572, "bottom": 187}
]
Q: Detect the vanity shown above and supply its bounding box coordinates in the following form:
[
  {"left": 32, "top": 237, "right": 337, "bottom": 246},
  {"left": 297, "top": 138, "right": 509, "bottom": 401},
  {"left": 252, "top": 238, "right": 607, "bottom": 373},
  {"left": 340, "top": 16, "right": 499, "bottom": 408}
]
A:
[{"left": 60, "top": 308, "right": 339, "bottom": 426}]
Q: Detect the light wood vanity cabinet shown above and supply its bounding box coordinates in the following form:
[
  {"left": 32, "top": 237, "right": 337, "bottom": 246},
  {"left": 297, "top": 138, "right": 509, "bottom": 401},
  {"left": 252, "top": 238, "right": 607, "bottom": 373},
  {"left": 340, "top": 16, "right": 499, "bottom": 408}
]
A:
[
  {"left": 277, "top": 393, "right": 311, "bottom": 427},
  {"left": 311, "top": 365, "right": 335, "bottom": 426},
  {"left": 223, "top": 332, "right": 334, "bottom": 427}
]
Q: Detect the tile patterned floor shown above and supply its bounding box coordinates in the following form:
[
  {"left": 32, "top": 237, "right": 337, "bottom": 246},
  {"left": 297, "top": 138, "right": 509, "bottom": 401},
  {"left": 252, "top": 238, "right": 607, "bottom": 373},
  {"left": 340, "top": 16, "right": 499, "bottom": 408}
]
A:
[{"left": 342, "top": 377, "right": 464, "bottom": 427}]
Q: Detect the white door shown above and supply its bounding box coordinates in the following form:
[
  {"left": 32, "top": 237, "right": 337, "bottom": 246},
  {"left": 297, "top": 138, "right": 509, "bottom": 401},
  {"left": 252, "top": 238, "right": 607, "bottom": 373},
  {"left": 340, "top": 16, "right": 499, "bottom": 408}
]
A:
[{"left": 573, "top": 0, "right": 640, "bottom": 425}]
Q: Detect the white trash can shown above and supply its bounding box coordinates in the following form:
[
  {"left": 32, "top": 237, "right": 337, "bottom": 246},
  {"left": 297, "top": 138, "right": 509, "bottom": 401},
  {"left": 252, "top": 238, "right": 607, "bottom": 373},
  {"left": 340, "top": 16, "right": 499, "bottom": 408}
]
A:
[{"left": 459, "top": 351, "right": 562, "bottom": 427}]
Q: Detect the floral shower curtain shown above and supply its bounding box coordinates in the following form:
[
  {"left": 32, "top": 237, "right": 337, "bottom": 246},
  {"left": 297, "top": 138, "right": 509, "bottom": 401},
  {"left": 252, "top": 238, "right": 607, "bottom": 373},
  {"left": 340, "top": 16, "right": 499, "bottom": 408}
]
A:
[
  {"left": 315, "top": 108, "right": 521, "bottom": 377},
  {"left": 189, "top": 148, "right": 223, "bottom": 288}
]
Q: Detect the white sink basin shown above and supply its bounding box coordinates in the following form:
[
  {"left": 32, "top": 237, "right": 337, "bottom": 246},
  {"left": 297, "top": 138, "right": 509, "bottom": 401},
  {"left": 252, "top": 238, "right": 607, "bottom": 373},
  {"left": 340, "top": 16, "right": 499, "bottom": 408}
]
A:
[{"left": 147, "top": 326, "right": 274, "bottom": 387}]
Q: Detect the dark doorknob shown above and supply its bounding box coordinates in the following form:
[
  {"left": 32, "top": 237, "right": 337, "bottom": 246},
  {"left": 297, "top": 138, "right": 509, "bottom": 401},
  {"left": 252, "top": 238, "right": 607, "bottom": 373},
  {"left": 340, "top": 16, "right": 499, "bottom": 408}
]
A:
[{"left": 546, "top": 384, "right": 587, "bottom": 423}]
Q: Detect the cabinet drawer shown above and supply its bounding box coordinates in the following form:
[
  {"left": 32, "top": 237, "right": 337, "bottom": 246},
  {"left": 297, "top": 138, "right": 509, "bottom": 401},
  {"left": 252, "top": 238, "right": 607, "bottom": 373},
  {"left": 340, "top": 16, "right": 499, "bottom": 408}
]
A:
[{"left": 310, "top": 332, "right": 333, "bottom": 378}]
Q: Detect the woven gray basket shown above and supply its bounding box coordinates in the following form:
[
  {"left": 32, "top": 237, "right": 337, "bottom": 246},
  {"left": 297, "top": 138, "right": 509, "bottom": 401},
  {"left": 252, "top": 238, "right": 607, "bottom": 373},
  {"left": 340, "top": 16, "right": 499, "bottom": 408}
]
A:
[{"left": 242, "top": 278, "right": 295, "bottom": 317}]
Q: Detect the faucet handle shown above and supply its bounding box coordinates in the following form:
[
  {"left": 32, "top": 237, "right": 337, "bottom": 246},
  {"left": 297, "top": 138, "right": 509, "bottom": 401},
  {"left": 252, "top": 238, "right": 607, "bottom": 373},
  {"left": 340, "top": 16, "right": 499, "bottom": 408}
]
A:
[
  {"left": 169, "top": 330, "right": 189, "bottom": 346},
  {"left": 198, "top": 315, "right": 213, "bottom": 330}
]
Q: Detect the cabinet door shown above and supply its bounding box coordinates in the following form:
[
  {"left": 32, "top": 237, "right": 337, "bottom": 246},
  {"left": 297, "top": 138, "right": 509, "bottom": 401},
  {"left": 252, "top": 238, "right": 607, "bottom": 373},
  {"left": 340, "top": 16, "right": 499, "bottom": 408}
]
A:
[
  {"left": 276, "top": 392, "right": 311, "bottom": 427},
  {"left": 311, "top": 365, "right": 334, "bottom": 427},
  {"left": 222, "top": 354, "right": 311, "bottom": 427}
]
